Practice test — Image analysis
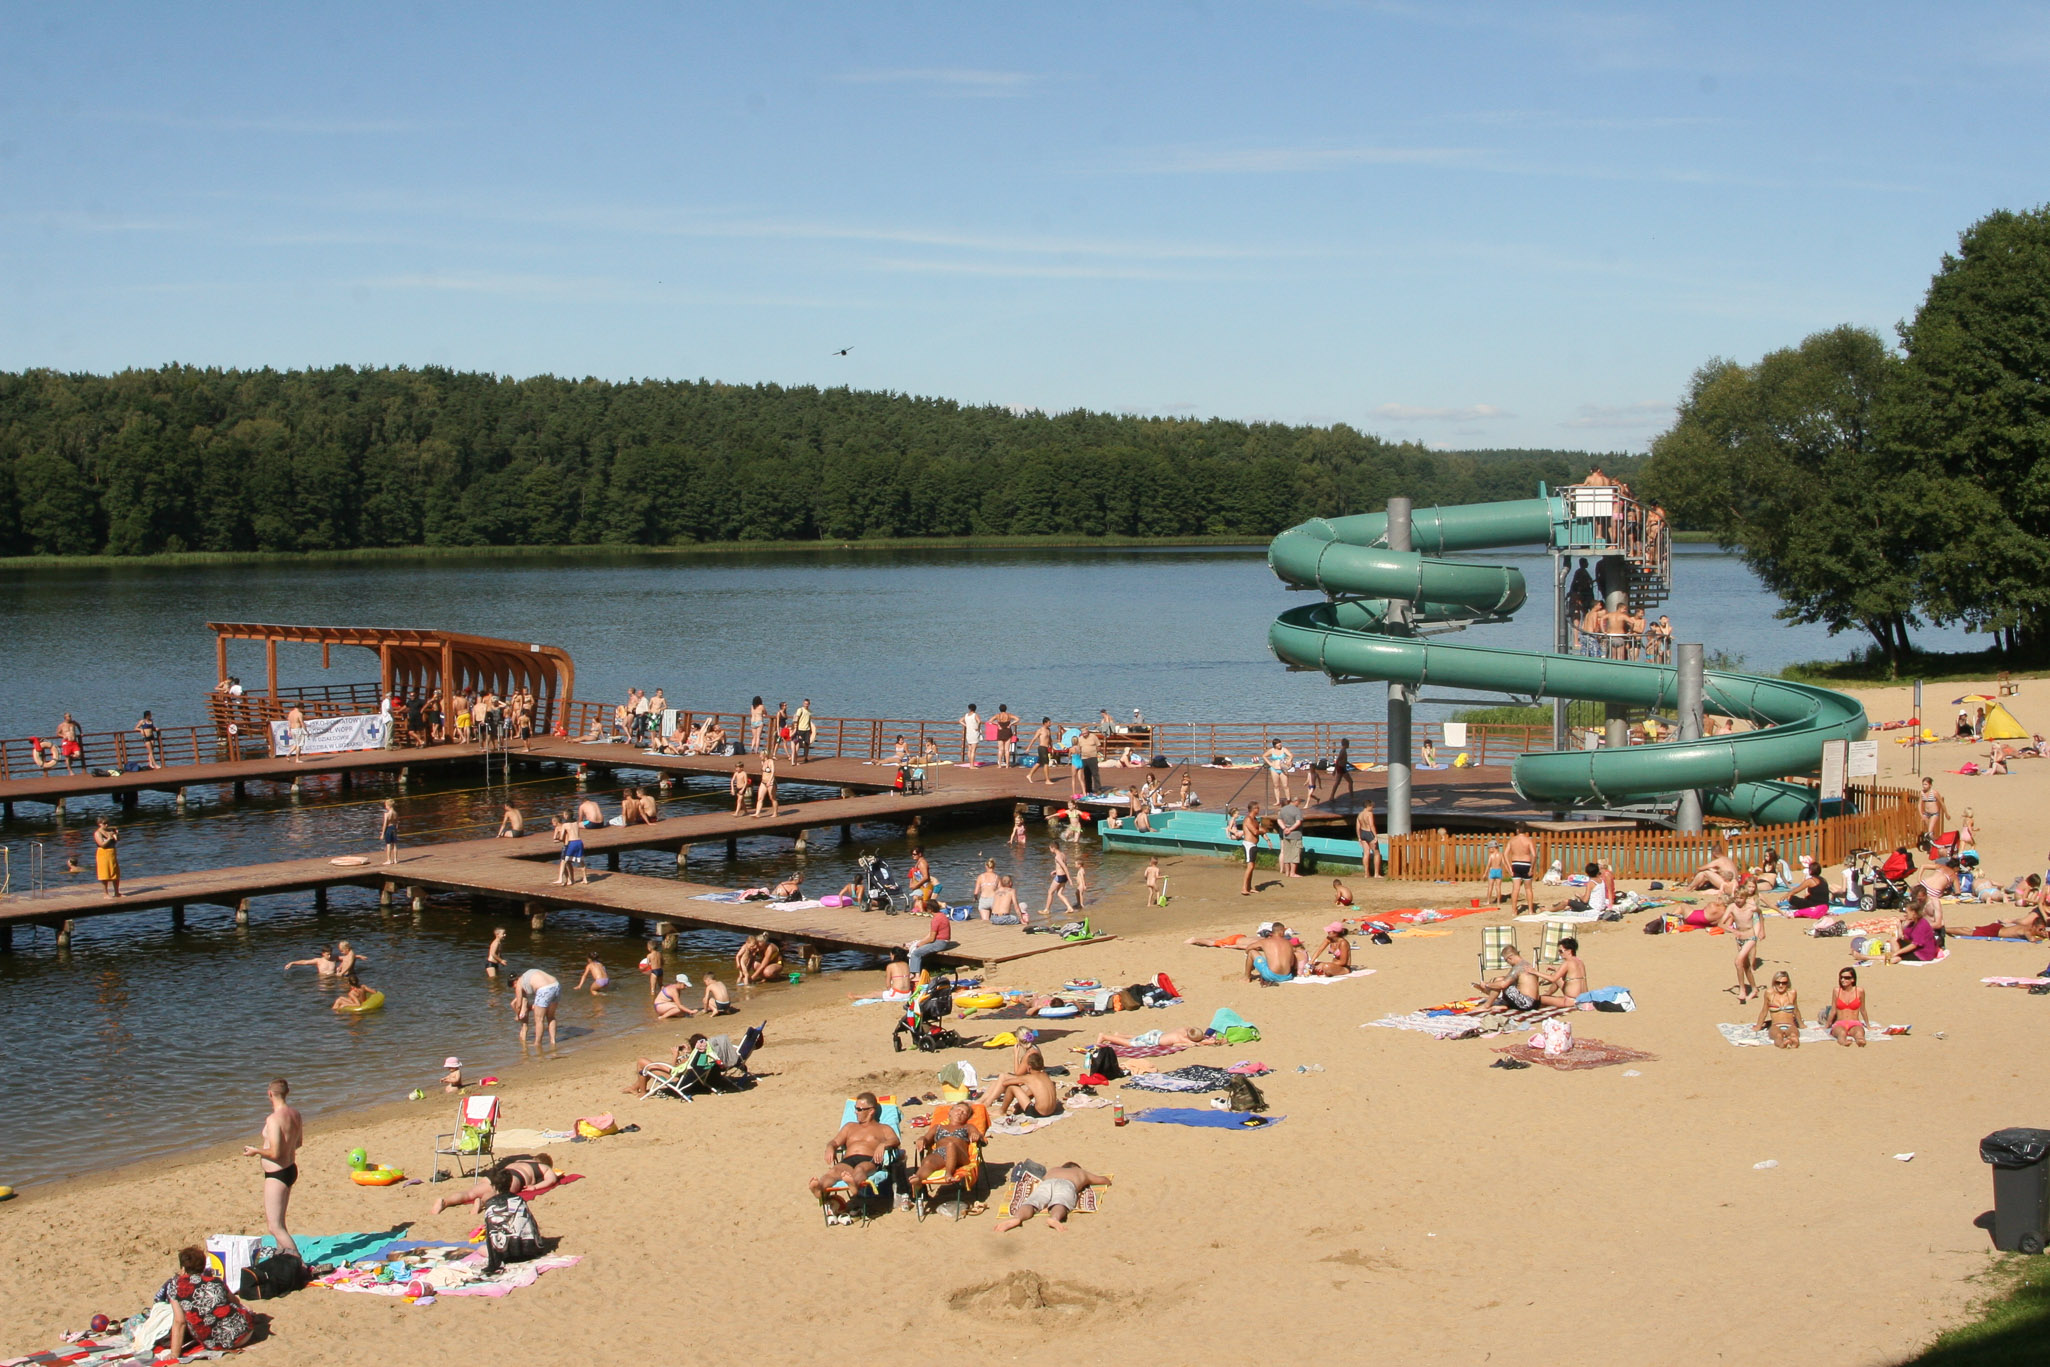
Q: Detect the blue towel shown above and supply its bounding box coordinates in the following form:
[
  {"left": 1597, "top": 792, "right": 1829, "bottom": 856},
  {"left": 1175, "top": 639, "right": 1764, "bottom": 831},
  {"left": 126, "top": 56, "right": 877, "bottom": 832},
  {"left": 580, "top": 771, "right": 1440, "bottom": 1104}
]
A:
[
  {"left": 1576, "top": 986, "right": 1633, "bottom": 1004},
  {"left": 1129, "top": 1108, "right": 1286, "bottom": 1130},
  {"left": 260, "top": 1226, "right": 411, "bottom": 1264}
]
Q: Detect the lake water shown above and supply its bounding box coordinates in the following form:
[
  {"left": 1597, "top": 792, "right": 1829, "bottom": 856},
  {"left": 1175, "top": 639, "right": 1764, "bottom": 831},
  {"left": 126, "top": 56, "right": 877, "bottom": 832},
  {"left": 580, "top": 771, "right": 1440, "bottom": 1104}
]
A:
[{"left": 0, "top": 545, "right": 1975, "bottom": 1188}]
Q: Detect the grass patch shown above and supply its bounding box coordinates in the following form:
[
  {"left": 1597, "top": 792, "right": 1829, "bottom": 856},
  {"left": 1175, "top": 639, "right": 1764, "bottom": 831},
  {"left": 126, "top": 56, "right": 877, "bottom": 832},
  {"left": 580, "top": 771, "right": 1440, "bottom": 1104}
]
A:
[
  {"left": 1900, "top": 1255, "right": 2050, "bottom": 1366},
  {"left": 1780, "top": 646, "right": 2050, "bottom": 690},
  {"left": 0, "top": 534, "right": 1266, "bottom": 571}
]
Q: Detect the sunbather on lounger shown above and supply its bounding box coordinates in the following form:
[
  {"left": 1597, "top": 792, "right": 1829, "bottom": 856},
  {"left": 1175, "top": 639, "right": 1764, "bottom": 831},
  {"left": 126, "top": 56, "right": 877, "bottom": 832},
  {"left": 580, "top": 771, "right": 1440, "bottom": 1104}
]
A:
[
  {"left": 429, "top": 1153, "right": 559, "bottom": 1215},
  {"left": 996, "top": 1163, "right": 1112, "bottom": 1232},
  {"left": 810, "top": 1093, "right": 898, "bottom": 1220},
  {"left": 624, "top": 1036, "right": 707, "bottom": 1095},
  {"left": 910, "top": 1102, "right": 985, "bottom": 1185},
  {"left": 1475, "top": 947, "right": 1544, "bottom": 1012}
]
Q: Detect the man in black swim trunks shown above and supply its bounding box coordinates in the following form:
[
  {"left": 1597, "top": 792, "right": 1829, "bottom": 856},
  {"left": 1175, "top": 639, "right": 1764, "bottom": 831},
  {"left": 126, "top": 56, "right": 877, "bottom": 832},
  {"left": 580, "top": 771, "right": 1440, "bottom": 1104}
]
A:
[
  {"left": 811, "top": 1093, "right": 899, "bottom": 1224},
  {"left": 242, "top": 1077, "right": 303, "bottom": 1259},
  {"left": 1476, "top": 946, "right": 1544, "bottom": 1013}
]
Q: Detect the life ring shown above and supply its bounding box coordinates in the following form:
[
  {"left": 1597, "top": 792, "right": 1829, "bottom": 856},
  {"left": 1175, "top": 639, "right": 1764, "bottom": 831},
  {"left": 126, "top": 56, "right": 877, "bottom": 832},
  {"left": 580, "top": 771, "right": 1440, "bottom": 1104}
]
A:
[
  {"left": 1037, "top": 1005, "right": 1080, "bottom": 1018},
  {"left": 350, "top": 1165, "right": 405, "bottom": 1186},
  {"left": 334, "top": 991, "right": 386, "bottom": 1014},
  {"left": 954, "top": 992, "right": 1004, "bottom": 1011}
]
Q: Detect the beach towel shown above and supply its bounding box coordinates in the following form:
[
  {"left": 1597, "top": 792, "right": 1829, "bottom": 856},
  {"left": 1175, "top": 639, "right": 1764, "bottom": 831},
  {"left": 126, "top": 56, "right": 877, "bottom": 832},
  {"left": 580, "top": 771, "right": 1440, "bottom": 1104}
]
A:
[
  {"left": 1983, "top": 976, "right": 2050, "bottom": 987},
  {"left": 260, "top": 1227, "right": 411, "bottom": 1265},
  {"left": 987, "top": 1111, "right": 1072, "bottom": 1137},
  {"left": 1286, "top": 967, "right": 1377, "bottom": 985},
  {"left": 1208, "top": 1007, "right": 1253, "bottom": 1034},
  {"left": 1129, "top": 1108, "right": 1286, "bottom": 1130},
  {"left": 1717, "top": 1022, "right": 1902, "bottom": 1047},
  {"left": 1107, "top": 1042, "right": 1186, "bottom": 1059},
  {"left": 1123, "top": 1064, "right": 1239, "bottom": 1093},
  {"left": 768, "top": 899, "right": 824, "bottom": 912},
  {"left": 1491, "top": 1037, "right": 1657, "bottom": 1072},
  {"left": 851, "top": 992, "right": 913, "bottom": 1006}
]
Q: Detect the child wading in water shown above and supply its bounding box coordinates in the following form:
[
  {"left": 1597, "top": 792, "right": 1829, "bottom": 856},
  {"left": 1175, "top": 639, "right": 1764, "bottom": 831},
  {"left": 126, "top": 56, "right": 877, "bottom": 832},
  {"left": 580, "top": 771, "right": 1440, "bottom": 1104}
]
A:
[{"left": 1144, "top": 856, "right": 1165, "bottom": 906}]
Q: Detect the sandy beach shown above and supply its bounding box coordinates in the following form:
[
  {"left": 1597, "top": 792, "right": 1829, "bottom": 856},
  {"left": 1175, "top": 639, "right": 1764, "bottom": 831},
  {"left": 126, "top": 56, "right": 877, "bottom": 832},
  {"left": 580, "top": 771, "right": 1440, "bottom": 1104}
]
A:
[{"left": 5, "top": 678, "right": 2047, "bottom": 1367}]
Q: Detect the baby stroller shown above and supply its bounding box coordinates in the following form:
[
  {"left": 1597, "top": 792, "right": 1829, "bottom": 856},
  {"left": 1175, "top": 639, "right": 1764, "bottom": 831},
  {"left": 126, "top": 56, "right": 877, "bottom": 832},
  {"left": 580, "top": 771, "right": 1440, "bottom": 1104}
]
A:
[
  {"left": 856, "top": 853, "right": 906, "bottom": 915},
  {"left": 1849, "top": 847, "right": 1914, "bottom": 912},
  {"left": 891, "top": 976, "right": 960, "bottom": 1053}
]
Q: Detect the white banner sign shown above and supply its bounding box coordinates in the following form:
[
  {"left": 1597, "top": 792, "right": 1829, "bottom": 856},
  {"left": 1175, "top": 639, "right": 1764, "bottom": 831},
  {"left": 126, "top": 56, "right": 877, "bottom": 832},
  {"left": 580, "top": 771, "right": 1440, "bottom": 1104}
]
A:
[
  {"left": 1846, "top": 739, "right": 1879, "bottom": 778},
  {"left": 270, "top": 713, "right": 388, "bottom": 757},
  {"left": 1819, "top": 740, "right": 1847, "bottom": 802}
]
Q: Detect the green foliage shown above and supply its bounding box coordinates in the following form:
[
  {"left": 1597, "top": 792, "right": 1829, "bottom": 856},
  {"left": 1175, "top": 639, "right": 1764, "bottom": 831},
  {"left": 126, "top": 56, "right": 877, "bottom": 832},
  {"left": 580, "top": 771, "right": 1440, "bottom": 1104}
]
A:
[
  {"left": 1901, "top": 1255, "right": 2050, "bottom": 1366},
  {"left": 0, "top": 367, "right": 1629, "bottom": 557},
  {"left": 1641, "top": 325, "right": 1923, "bottom": 667},
  {"left": 1878, "top": 205, "right": 2050, "bottom": 653}
]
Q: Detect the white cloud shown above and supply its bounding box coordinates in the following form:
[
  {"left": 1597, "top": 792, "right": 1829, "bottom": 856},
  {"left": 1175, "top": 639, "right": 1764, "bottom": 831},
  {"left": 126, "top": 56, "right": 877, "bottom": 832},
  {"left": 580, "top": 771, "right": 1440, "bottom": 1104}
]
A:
[
  {"left": 1119, "top": 142, "right": 1480, "bottom": 174},
  {"left": 833, "top": 68, "right": 1041, "bottom": 97},
  {"left": 1374, "top": 402, "right": 1513, "bottom": 422},
  {"left": 1561, "top": 401, "right": 1673, "bottom": 431}
]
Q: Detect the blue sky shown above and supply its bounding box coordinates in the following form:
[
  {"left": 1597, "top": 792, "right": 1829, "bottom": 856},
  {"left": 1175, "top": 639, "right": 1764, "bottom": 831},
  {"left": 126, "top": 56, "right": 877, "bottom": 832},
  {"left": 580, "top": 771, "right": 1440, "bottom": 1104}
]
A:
[{"left": 2, "top": 2, "right": 2044, "bottom": 450}]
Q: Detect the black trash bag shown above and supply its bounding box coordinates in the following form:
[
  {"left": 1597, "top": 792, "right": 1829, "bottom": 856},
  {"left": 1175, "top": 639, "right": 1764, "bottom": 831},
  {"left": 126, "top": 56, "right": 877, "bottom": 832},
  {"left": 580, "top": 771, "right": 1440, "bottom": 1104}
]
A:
[{"left": 1981, "top": 1128, "right": 2050, "bottom": 1168}]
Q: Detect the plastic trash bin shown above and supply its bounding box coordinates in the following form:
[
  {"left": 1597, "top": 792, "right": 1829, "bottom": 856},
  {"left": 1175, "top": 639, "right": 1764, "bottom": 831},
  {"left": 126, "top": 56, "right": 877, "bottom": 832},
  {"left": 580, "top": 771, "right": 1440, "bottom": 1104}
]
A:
[{"left": 1979, "top": 1128, "right": 2050, "bottom": 1253}]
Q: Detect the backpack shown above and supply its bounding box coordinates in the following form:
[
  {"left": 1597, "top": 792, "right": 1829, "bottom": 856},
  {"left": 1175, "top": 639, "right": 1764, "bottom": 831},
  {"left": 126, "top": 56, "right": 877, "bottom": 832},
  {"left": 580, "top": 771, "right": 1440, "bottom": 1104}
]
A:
[
  {"left": 1084, "top": 1045, "right": 1124, "bottom": 1080},
  {"left": 236, "top": 1251, "right": 306, "bottom": 1300},
  {"left": 1643, "top": 915, "right": 1666, "bottom": 934},
  {"left": 1224, "top": 1076, "right": 1268, "bottom": 1112}
]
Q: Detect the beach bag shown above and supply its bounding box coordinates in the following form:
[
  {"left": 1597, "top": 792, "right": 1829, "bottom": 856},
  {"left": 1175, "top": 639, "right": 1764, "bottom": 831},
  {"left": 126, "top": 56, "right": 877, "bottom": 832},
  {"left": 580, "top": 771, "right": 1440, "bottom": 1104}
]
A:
[
  {"left": 1643, "top": 916, "right": 1666, "bottom": 935},
  {"left": 1530, "top": 1017, "right": 1573, "bottom": 1057},
  {"left": 1225, "top": 1076, "right": 1268, "bottom": 1112},
  {"left": 1222, "top": 1024, "right": 1261, "bottom": 1044},
  {"left": 1084, "top": 1045, "right": 1124, "bottom": 1080},
  {"left": 481, "top": 1194, "right": 544, "bottom": 1274},
  {"left": 236, "top": 1251, "right": 306, "bottom": 1300}
]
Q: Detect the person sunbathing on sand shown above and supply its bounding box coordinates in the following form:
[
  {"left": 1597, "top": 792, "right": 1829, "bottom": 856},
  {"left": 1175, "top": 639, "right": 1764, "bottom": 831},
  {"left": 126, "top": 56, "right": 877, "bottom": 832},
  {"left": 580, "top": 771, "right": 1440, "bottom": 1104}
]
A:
[
  {"left": 1754, "top": 972, "right": 1803, "bottom": 1048},
  {"left": 1093, "top": 1024, "right": 1219, "bottom": 1050},
  {"left": 1687, "top": 842, "right": 1740, "bottom": 892},
  {"left": 429, "top": 1154, "right": 558, "bottom": 1214},
  {"left": 810, "top": 1093, "right": 898, "bottom": 1224},
  {"left": 1308, "top": 922, "right": 1353, "bottom": 976},
  {"left": 995, "top": 1163, "right": 1111, "bottom": 1233},
  {"left": 1475, "top": 946, "right": 1542, "bottom": 1012},
  {"left": 978, "top": 1049, "right": 1062, "bottom": 1118},
  {"left": 1242, "top": 923, "right": 1296, "bottom": 983}
]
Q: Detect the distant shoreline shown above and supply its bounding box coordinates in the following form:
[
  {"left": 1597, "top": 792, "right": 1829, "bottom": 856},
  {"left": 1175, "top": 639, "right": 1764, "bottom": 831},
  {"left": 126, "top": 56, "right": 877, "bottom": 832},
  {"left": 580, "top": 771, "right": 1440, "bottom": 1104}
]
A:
[{"left": 0, "top": 534, "right": 1268, "bottom": 571}]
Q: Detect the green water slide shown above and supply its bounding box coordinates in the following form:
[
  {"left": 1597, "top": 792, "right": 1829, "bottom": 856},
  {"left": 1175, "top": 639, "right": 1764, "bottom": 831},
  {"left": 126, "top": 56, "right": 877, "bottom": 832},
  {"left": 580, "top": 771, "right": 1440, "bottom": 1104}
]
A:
[{"left": 1266, "top": 498, "right": 1870, "bottom": 824}]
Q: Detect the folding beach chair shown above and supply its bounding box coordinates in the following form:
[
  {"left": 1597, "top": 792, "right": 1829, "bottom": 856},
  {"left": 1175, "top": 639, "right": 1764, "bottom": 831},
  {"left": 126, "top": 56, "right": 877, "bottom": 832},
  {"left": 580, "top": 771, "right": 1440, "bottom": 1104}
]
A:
[
  {"left": 432, "top": 1094, "right": 500, "bottom": 1177},
  {"left": 640, "top": 1049, "right": 700, "bottom": 1103},
  {"left": 1480, "top": 924, "right": 1515, "bottom": 976},
  {"left": 820, "top": 1096, "right": 903, "bottom": 1227},
  {"left": 1535, "top": 918, "right": 1569, "bottom": 965},
  {"left": 913, "top": 1102, "right": 988, "bottom": 1222}
]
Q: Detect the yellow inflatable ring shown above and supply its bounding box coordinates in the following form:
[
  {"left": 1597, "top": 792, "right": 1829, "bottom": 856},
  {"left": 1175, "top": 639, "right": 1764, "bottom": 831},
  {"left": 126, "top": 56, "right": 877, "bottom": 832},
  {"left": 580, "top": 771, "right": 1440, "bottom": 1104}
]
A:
[
  {"left": 334, "top": 991, "right": 386, "bottom": 1014},
  {"left": 954, "top": 992, "right": 1004, "bottom": 1011},
  {"left": 351, "top": 1165, "right": 405, "bottom": 1186}
]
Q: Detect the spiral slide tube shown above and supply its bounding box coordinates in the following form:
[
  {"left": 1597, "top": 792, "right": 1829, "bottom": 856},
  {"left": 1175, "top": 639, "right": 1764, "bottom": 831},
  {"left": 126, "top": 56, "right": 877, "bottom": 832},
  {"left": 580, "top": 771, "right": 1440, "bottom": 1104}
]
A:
[{"left": 1267, "top": 500, "right": 1870, "bottom": 825}]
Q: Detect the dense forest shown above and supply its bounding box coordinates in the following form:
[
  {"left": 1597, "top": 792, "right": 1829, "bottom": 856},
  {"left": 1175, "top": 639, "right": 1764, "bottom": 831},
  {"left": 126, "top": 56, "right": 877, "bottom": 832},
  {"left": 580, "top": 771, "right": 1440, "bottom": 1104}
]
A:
[{"left": 0, "top": 367, "right": 1632, "bottom": 555}]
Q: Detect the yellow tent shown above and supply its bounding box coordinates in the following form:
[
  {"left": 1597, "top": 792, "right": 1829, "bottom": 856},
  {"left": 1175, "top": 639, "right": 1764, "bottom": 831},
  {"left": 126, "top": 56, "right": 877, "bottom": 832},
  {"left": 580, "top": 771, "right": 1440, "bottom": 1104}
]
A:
[{"left": 1981, "top": 702, "right": 2030, "bottom": 741}]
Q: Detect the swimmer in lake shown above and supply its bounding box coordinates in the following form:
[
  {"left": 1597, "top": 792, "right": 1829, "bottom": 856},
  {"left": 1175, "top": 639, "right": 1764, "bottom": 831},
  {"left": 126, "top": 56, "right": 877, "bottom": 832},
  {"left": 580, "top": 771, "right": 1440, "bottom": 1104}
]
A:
[
  {"left": 485, "top": 927, "right": 508, "bottom": 979},
  {"left": 284, "top": 947, "right": 340, "bottom": 976},
  {"left": 332, "top": 972, "right": 378, "bottom": 1011}
]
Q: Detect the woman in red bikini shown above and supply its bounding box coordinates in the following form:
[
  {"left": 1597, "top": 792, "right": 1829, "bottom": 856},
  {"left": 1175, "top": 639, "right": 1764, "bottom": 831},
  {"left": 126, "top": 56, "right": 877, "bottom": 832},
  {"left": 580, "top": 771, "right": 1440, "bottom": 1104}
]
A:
[{"left": 1824, "top": 967, "right": 1870, "bottom": 1047}]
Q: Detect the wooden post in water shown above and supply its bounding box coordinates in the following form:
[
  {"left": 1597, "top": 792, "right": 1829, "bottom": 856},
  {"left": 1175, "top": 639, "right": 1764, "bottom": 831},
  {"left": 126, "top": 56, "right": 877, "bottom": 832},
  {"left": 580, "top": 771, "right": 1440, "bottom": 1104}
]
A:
[
  {"left": 527, "top": 901, "right": 546, "bottom": 931},
  {"left": 53, "top": 796, "right": 66, "bottom": 815},
  {"left": 55, "top": 919, "right": 72, "bottom": 948},
  {"left": 171, "top": 904, "right": 186, "bottom": 930},
  {"left": 235, "top": 899, "right": 250, "bottom": 926},
  {"left": 607, "top": 851, "right": 620, "bottom": 871},
  {"left": 379, "top": 881, "right": 394, "bottom": 907},
  {"left": 625, "top": 917, "right": 645, "bottom": 938},
  {"left": 174, "top": 788, "right": 186, "bottom": 808},
  {"left": 840, "top": 824, "right": 852, "bottom": 842},
  {"left": 410, "top": 887, "right": 426, "bottom": 912},
  {"left": 675, "top": 844, "right": 688, "bottom": 869},
  {"left": 793, "top": 829, "right": 808, "bottom": 852},
  {"left": 725, "top": 836, "right": 738, "bottom": 858},
  {"left": 658, "top": 920, "right": 677, "bottom": 951},
  {"left": 233, "top": 780, "right": 246, "bottom": 799},
  {"left": 121, "top": 789, "right": 137, "bottom": 809},
  {"left": 314, "top": 887, "right": 329, "bottom": 913},
  {"left": 0, "top": 923, "right": 11, "bottom": 952}
]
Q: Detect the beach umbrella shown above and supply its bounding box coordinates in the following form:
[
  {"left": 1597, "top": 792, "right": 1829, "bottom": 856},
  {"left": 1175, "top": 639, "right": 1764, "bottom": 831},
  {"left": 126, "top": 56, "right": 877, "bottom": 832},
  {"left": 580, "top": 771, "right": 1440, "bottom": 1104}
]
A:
[{"left": 1952, "top": 693, "right": 1996, "bottom": 704}]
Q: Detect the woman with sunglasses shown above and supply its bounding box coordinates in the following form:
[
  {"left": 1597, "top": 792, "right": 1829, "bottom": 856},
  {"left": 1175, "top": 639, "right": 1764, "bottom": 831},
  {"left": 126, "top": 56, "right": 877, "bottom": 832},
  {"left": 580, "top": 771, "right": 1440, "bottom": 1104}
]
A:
[
  {"left": 1822, "top": 968, "right": 1870, "bottom": 1047},
  {"left": 1753, "top": 970, "right": 1804, "bottom": 1049}
]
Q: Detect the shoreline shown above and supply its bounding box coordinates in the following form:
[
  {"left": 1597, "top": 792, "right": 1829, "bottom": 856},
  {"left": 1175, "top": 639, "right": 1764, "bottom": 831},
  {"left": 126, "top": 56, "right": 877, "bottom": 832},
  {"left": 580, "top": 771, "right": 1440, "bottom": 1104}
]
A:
[{"left": 5, "top": 850, "right": 2035, "bottom": 1366}]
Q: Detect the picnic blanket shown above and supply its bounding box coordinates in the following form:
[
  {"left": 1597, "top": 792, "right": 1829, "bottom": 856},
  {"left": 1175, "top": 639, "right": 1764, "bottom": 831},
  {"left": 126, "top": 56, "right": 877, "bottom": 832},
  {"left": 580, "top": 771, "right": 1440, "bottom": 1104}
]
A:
[
  {"left": 1285, "top": 967, "right": 1377, "bottom": 985},
  {"left": 1717, "top": 1022, "right": 1903, "bottom": 1047},
  {"left": 1123, "top": 1065, "right": 1240, "bottom": 1093},
  {"left": 1362, "top": 1005, "right": 1568, "bottom": 1039},
  {"left": 998, "top": 1171, "right": 1104, "bottom": 1216},
  {"left": 1491, "top": 1037, "right": 1657, "bottom": 1072},
  {"left": 315, "top": 1242, "right": 581, "bottom": 1299},
  {"left": 0, "top": 1338, "right": 230, "bottom": 1366},
  {"left": 987, "top": 1111, "right": 1073, "bottom": 1138},
  {"left": 1129, "top": 1107, "right": 1286, "bottom": 1130}
]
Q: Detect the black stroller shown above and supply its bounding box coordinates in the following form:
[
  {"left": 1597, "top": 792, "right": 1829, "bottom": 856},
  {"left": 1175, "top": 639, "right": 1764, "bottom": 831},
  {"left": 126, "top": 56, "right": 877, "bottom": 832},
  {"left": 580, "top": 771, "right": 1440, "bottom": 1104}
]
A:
[
  {"left": 891, "top": 975, "right": 960, "bottom": 1053},
  {"left": 856, "top": 852, "right": 906, "bottom": 915}
]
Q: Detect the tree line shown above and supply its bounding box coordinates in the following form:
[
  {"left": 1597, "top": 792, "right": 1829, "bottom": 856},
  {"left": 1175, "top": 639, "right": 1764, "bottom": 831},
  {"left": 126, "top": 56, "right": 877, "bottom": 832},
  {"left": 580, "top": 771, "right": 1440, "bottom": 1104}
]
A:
[
  {"left": 0, "top": 367, "right": 1631, "bottom": 557},
  {"left": 1642, "top": 205, "right": 2050, "bottom": 670}
]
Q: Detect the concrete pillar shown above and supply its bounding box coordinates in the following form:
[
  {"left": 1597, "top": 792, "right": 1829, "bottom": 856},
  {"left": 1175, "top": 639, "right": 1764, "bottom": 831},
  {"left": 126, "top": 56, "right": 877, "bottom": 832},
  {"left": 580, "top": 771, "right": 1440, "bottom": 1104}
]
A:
[
  {"left": 171, "top": 904, "right": 186, "bottom": 930},
  {"left": 398, "top": 768, "right": 409, "bottom": 787},
  {"left": 1385, "top": 496, "right": 1414, "bottom": 836},
  {"left": 0, "top": 923, "right": 11, "bottom": 952},
  {"left": 314, "top": 886, "right": 329, "bottom": 913},
  {"left": 289, "top": 778, "right": 302, "bottom": 796},
  {"left": 1676, "top": 643, "right": 1706, "bottom": 833},
  {"left": 233, "top": 781, "right": 245, "bottom": 799},
  {"left": 410, "top": 888, "right": 426, "bottom": 912},
  {"left": 53, "top": 796, "right": 66, "bottom": 815},
  {"left": 235, "top": 899, "right": 250, "bottom": 926},
  {"left": 1605, "top": 717, "right": 1628, "bottom": 751},
  {"left": 658, "top": 919, "right": 678, "bottom": 951},
  {"left": 55, "top": 919, "right": 72, "bottom": 948},
  {"left": 725, "top": 836, "right": 738, "bottom": 858},
  {"left": 121, "top": 789, "right": 138, "bottom": 809},
  {"left": 379, "top": 881, "right": 394, "bottom": 908},
  {"left": 675, "top": 845, "right": 688, "bottom": 870},
  {"left": 606, "top": 850, "right": 620, "bottom": 871},
  {"left": 174, "top": 788, "right": 186, "bottom": 808},
  {"left": 527, "top": 901, "right": 547, "bottom": 931},
  {"left": 840, "top": 787, "right": 856, "bottom": 799}
]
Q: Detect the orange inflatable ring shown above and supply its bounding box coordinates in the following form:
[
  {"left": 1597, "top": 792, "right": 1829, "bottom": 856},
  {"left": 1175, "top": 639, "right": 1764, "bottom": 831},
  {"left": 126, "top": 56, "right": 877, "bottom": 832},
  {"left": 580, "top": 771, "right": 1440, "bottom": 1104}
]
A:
[{"left": 350, "top": 1165, "right": 405, "bottom": 1186}]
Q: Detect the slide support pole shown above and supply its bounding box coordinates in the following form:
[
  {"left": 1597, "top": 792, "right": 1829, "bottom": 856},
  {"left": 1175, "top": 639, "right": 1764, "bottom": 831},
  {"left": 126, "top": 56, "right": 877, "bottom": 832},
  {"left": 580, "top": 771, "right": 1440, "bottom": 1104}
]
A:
[
  {"left": 1676, "top": 643, "right": 1705, "bottom": 833},
  {"left": 1385, "top": 497, "right": 1413, "bottom": 836}
]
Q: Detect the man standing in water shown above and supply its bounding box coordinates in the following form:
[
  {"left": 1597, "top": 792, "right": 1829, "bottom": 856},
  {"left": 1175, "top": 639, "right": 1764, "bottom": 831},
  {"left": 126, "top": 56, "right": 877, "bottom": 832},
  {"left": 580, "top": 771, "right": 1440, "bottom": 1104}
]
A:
[
  {"left": 243, "top": 1078, "right": 303, "bottom": 1259},
  {"left": 514, "top": 967, "right": 562, "bottom": 1048}
]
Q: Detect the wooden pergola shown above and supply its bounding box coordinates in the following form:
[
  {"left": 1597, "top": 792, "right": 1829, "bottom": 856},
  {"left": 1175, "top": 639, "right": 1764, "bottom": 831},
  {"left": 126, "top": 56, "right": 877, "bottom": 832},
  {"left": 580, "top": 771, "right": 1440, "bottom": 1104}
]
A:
[{"left": 207, "top": 623, "right": 576, "bottom": 727}]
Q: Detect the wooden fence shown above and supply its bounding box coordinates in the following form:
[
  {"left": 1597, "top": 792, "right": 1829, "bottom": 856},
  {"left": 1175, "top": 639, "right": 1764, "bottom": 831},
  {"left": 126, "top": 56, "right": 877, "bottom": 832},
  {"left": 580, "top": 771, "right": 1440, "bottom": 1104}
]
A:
[{"left": 1384, "top": 783, "right": 1924, "bottom": 882}]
